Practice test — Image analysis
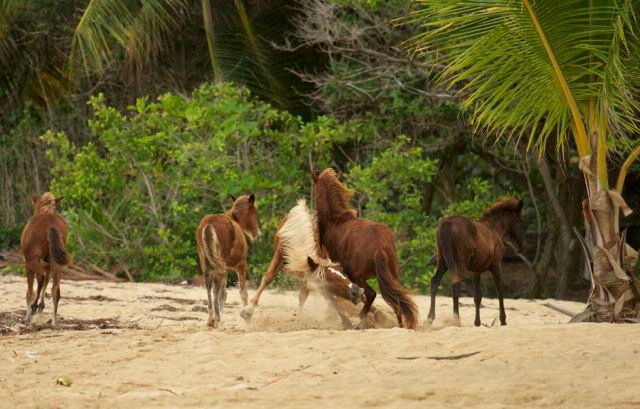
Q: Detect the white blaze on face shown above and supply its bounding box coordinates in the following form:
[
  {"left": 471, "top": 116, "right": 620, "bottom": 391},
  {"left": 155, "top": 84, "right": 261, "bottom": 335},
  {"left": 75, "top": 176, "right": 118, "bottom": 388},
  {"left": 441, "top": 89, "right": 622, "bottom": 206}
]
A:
[{"left": 328, "top": 267, "right": 354, "bottom": 289}]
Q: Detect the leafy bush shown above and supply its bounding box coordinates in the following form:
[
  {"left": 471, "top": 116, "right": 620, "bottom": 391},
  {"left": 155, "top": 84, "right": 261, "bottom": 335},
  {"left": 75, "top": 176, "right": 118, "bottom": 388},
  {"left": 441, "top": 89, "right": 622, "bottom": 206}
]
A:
[{"left": 43, "top": 82, "right": 504, "bottom": 291}]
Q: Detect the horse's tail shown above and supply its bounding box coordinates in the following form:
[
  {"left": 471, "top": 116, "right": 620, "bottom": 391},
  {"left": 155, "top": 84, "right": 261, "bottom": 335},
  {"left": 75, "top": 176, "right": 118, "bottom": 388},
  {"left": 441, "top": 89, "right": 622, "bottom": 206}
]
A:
[
  {"left": 436, "top": 220, "right": 457, "bottom": 273},
  {"left": 374, "top": 250, "right": 419, "bottom": 330},
  {"left": 47, "top": 227, "right": 69, "bottom": 266},
  {"left": 202, "top": 224, "right": 225, "bottom": 269}
]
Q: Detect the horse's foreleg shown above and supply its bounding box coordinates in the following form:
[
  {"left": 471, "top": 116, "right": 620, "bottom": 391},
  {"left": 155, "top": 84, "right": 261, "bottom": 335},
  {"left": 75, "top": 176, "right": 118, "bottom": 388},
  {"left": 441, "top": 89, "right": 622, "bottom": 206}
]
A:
[
  {"left": 297, "top": 282, "right": 310, "bottom": 316},
  {"left": 321, "top": 290, "right": 352, "bottom": 329},
  {"left": 473, "top": 273, "right": 482, "bottom": 327},
  {"left": 241, "top": 248, "right": 282, "bottom": 321},
  {"left": 490, "top": 264, "right": 507, "bottom": 326},
  {"left": 428, "top": 264, "right": 446, "bottom": 323}
]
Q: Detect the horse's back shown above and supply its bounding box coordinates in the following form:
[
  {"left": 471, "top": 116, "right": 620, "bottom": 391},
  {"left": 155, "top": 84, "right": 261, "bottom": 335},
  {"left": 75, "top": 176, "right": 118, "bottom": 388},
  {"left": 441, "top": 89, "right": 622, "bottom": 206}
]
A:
[
  {"left": 326, "top": 217, "right": 397, "bottom": 280},
  {"left": 196, "top": 214, "right": 245, "bottom": 266}
]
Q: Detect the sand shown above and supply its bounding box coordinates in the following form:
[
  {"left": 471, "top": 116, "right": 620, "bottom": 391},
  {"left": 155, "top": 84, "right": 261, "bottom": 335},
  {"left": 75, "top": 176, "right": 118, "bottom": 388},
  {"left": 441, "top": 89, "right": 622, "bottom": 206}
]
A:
[{"left": 1, "top": 274, "right": 639, "bottom": 409}]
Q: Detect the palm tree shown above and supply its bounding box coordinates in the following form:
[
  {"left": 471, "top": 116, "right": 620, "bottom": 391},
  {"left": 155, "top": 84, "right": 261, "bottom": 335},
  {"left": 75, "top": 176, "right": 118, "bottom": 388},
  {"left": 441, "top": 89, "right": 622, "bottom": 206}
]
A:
[{"left": 407, "top": 0, "right": 640, "bottom": 321}]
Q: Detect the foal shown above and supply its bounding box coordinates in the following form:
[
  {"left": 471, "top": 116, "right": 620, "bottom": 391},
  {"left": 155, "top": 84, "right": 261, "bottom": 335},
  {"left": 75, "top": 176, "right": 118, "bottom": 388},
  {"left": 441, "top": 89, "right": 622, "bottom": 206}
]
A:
[
  {"left": 240, "top": 199, "right": 364, "bottom": 328},
  {"left": 196, "top": 194, "right": 260, "bottom": 328},
  {"left": 312, "top": 169, "right": 419, "bottom": 329},
  {"left": 428, "top": 198, "right": 525, "bottom": 327},
  {"left": 21, "top": 192, "right": 70, "bottom": 326}
]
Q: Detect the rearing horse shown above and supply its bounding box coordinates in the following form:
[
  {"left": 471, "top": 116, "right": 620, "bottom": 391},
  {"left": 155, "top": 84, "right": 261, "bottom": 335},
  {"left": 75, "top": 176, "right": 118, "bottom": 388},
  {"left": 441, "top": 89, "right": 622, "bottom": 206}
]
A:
[
  {"left": 428, "top": 198, "right": 525, "bottom": 327},
  {"left": 312, "top": 169, "right": 419, "bottom": 329}
]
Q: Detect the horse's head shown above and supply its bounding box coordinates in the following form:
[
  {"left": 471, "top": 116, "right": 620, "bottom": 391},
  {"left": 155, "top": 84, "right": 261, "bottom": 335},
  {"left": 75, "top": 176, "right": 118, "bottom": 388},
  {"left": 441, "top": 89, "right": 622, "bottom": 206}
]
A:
[
  {"left": 307, "top": 255, "right": 363, "bottom": 304},
  {"left": 311, "top": 169, "right": 357, "bottom": 220},
  {"left": 502, "top": 198, "right": 526, "bottom": 251},
  {"left": 32, "top": 192, "right": 63, "bottom": 216},
  {"left": 229, "top": 194, "right": 261, "bottom": 241}
]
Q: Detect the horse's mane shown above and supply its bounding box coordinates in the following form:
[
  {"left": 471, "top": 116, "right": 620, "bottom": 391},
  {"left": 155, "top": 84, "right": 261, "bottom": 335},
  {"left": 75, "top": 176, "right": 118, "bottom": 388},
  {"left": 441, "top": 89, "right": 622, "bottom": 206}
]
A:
[
  {"left": 316, "top": 169, "right": 357, "bottom": 218},
  {"left": 225, "top": 195, "right": 249, "bottom": 219},
  {"left": 278, "top": 199, "right": 331, "bottom": 279},
  {"left": 35, "top": 192, "right": 58, "bottom": 216},
  {"left": 480, "top": 198, "right": 521, "bottom": 220}
]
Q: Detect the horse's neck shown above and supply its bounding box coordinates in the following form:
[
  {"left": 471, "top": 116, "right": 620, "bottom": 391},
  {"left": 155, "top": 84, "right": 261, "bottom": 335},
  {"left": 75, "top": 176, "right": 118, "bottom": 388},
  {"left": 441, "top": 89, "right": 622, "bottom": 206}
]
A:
[{"left": 479, "top": 217, "right": 507, "bottom": 238}]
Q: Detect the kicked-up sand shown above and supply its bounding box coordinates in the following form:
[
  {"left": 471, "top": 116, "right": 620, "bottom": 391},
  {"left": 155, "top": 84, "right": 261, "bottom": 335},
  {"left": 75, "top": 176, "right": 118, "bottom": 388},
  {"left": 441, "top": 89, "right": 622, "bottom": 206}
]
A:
[{"left": 1, "top": 274, "right": 639, "bottom": 409}]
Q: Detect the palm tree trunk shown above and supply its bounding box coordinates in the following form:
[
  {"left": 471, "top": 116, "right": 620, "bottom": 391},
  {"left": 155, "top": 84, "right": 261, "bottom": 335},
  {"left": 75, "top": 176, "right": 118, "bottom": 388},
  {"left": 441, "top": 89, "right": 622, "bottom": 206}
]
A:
[{"left": 574, "top": 157, "right": 640, "bottom": 322}]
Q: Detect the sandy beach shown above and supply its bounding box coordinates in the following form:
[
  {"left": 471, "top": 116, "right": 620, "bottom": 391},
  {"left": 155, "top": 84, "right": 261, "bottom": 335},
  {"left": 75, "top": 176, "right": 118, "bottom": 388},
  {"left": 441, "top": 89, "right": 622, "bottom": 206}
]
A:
[{"left": 1, "top": 274, "right": 639, "bottom": 409}]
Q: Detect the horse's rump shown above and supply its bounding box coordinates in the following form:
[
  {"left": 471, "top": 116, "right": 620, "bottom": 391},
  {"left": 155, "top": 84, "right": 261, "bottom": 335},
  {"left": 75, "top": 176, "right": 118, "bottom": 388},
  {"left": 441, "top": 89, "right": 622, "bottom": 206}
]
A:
[
  {"left": 436, "top": 216, "right": 476, "bottom": 273},
  {"left": 201, "top": 223, "right": 226, "bottom": 270}
]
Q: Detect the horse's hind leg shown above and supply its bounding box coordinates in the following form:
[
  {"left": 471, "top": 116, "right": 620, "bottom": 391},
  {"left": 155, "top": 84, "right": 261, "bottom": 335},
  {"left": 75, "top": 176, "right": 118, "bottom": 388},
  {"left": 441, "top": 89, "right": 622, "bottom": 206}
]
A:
[
  {"left": 236, "top": 262, "right": 249, "bottom": 307},
  {"left": 38, "top": 271, "right": 50, "bottom": 311},
  {"left": 354, "top": 279, "right": 376, "bottom": 329},
  {"left": 204, "top": 270, "right": 215, "bottom": 327},
  {"left": 473, "top": 273, "right": 482, "bottom": 327},
  {"left": 451, "top": 273, "right": 462, "bottom": 326},
  {"left": 210, "top": 270, "right": 226, "bottom": 328},
  {"left": 24, "top": 259, "right": 44, "bottom": 322},
  {"left": 50, "top": 266, "right": 61, "bottom": 327},
  {"left": 428, "top": 263, "right": 446, "bottom": 323},
  {"left": 490, "top": 264, "right": 507, "bottom": 326}
]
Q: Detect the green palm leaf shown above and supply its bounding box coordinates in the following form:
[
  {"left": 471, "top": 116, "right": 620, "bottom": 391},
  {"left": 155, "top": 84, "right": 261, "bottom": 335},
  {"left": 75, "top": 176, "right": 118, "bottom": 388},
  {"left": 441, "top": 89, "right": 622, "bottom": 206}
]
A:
[{"left": 406, "top": 0, "right": 640, "bottom": 157}]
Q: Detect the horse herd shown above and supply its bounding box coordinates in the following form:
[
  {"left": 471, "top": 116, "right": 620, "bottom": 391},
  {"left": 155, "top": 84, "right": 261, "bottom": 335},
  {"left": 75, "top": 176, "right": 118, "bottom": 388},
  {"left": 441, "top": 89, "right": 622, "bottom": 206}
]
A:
[{"left": 19, "top": 168, "right": 526, "bottom": 330}]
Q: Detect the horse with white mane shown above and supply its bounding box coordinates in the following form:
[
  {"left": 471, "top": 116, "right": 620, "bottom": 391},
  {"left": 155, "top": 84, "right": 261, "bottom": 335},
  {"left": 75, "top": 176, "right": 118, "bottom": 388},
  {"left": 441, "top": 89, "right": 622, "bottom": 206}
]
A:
[{"left": 240, "top": 199, "right": 363, "bottom": 328}]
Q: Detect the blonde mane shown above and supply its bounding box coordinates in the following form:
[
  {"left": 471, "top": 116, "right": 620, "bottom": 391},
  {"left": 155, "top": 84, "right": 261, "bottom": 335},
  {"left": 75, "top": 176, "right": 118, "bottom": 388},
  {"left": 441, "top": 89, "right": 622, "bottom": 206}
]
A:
[{"left": 277, "top": 199, "right": 328, "bottom": 279}]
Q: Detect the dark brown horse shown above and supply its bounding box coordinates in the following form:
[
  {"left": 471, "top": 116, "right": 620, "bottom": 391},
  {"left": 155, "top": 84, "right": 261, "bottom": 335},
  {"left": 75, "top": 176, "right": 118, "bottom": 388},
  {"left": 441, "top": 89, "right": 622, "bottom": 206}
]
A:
[
  {"left": 196, "top": 194, "right": 260, "bottom": 328},
  {"left": 21, "top": 192, "right": 70, "bottom": 326},
  {"left": 312, "top": 169, "right": 419, "bottom": 329},
  {"left": 429, "top": 198, "right": 525, "bottom": 327},
  {"left": 240, "top": 199, "right": 364, "bottom": 328}
]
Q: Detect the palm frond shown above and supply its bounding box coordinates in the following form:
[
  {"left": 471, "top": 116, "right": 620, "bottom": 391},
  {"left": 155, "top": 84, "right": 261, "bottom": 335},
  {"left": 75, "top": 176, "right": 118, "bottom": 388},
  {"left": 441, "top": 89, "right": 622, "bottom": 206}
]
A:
[{"left": 406, "top": 0, "right": 640, "bottom": 155}]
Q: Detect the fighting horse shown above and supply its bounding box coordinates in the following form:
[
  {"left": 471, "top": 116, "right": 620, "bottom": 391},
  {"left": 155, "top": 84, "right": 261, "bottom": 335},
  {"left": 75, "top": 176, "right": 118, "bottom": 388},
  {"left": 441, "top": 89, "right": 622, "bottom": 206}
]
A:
[
  {"left": 240, "top": 199, "right": 364, "bottom": 328},
  {"left": 429, "top": 198, "right": 525, "bottom": 326},
  {"left": 21, "top": 192, "right": 70, "bottom": 326},
  {"left": 196, "top": 194, "right": 260, "bottom": 328},
  {"left": 312, "top": 169, "right": 419, "bottom": 329}
]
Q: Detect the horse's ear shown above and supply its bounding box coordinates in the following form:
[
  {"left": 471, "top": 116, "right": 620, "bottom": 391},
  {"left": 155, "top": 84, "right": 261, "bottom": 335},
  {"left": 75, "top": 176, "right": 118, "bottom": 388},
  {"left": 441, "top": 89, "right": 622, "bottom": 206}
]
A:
[
  {"left": 248, "top": 194, "right": 255, "bottom": 205},
  {"left": 310, "top": 171, "right": 319, "bottom": 184},
  {"left": 54, "top": 196, "right": 63, "bottom": 205},
  {"left": 307, "top": 256, "right": 319, "bottom": 271},
  {"left": 516, "top": 199, "right": 524, "bottom": 211},
  {"left": 31, "top": 193, "right": 39, "bottom": 205}
]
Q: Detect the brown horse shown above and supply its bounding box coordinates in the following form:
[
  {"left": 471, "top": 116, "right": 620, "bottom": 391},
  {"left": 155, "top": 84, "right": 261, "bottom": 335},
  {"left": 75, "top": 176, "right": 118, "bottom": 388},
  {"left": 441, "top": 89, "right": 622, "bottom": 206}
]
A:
[
  {"left": 240, "top": 199, "right": 364, "bottom": 328},
  {"left": 312, "top": 169, "right": 419, "bottom": 329},
  {"left": 429, "top": 198, "right": 525, "bottom": 327},
  {"left": 20, "top": 192, "right": 70, "bottom": 326},
  {"left": 196, "top": 194, "right": 260, "bottom": 328}
]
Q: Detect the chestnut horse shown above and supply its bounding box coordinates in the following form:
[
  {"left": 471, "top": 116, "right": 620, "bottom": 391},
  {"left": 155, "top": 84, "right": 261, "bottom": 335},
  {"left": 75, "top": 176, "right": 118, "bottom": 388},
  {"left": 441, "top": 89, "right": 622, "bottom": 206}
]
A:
[
  {"left": 240, "top": 199, "right": 364, "bottom": 328},
  {"left": 428, "top": 198, "right": 525, "bottom": 327},
  {"left": 196, "top": 194, "right": 260, "bottom": 328},
  {"left": 312, "top": 169, "right": 419, "bottom": 329},
  {"left": 21, "top": 192, "right": 70, "bottom": 326}
]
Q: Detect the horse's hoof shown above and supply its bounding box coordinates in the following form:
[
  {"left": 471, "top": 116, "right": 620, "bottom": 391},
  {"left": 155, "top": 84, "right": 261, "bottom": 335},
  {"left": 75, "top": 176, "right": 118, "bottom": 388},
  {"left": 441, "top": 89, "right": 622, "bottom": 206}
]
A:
[
  {"left": 239, "top": 307, "right": 253, "bottom": 321},
  {"left": 207, "top": 319, "right": 219, "bottom": 328},
  {"left": 38, "top": 302, "right": 45, "bottom": 312},
  {"left": 353, "top": 318, "right": 374, "bottom": 330}
]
